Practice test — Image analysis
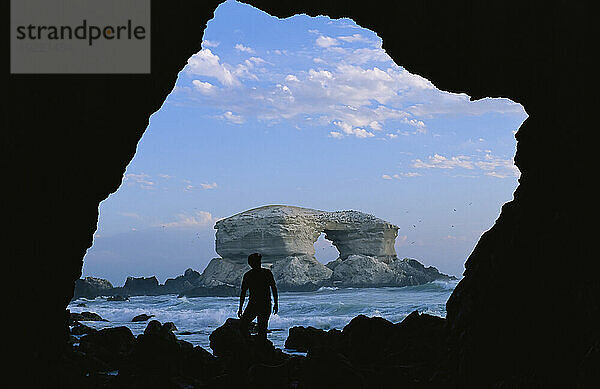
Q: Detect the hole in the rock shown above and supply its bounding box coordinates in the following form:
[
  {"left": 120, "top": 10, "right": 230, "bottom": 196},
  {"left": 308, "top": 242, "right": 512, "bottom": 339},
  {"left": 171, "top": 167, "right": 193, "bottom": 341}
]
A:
[
  {"left": 314, "top": 232, "right": 340, "bottom": 264},
  {"left": 73, "top": 0, "right": 528, "bottom": 352}
]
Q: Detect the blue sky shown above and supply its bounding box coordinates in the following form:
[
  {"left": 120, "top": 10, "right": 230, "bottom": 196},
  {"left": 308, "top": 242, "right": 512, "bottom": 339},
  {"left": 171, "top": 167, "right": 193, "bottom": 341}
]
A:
[{"left": 83, "top": 0, "right": 528, "bottom": 285}]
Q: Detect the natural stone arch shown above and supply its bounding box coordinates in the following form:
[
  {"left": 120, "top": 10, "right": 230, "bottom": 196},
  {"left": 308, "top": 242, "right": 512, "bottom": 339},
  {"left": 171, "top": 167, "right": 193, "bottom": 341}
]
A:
[{"left": 214, "top": 205, "right": 399, "bottom": 265}]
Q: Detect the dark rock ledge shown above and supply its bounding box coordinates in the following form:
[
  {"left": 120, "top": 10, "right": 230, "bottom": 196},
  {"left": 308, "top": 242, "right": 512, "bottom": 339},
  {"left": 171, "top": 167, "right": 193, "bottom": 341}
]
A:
[{"left": 58, "top": 310, "right": 455, "bottom": 388}]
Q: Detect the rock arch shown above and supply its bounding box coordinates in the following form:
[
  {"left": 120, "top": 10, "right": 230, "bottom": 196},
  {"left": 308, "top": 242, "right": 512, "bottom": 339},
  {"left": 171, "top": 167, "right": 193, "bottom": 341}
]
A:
[{"left": 214, "top": 205, "right": 399, "bottom": 265}]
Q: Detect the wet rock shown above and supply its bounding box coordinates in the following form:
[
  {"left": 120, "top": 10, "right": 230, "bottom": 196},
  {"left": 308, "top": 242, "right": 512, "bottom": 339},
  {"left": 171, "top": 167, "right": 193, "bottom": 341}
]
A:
[
  {"left": 71, "top": 321, "right": 98, "bottom": 336},
  {"left": 73, "top": 277, "right": 114, "bottom": 299},
  {"left": 178, "top": 284, "right": 239, "bottom": 297},
  {"left": 79, "top": 326, "right": 135, "bottom": 369},
  {"left": 209, "top": 318, "right": 288, "bottom": 371},
  {"left": 69, "top": 311, "right": 108, "bottom": 323},
  {"left": 284, "top": 326, "right": 342, "bottom": 354},
  {"left": 163, "top": 268, "right": 202, "bottom": 294},
  {"left": 123, "top": 276, "right": 160, "bottom": 296},
  {"left": 131, "top": 313, "right": 154, "bottom": 322},
  {"left": 163, "top": 322, "right": 178, "bottom": 332}
]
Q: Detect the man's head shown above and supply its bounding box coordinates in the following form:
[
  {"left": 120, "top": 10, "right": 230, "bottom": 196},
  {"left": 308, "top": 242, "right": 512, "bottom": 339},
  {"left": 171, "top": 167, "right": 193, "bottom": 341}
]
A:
[{"left": 248, "top": 253, "right": 262, "bottom": 269}]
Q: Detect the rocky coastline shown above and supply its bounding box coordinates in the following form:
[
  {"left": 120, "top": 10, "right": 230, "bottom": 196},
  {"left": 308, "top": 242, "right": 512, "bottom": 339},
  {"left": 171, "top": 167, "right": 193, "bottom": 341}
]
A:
[
  {"left": 62, "top": 310, "right": 455, "bottom": 388},
  {"left": 74, "top": 205, "right": 456, "bottom": 300}
]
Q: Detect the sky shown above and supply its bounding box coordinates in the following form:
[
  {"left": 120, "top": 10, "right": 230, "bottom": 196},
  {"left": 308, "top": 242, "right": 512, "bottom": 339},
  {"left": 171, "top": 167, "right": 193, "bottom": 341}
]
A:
[{"left": 82, "top": 0, "right": 528, "bottom": 286}]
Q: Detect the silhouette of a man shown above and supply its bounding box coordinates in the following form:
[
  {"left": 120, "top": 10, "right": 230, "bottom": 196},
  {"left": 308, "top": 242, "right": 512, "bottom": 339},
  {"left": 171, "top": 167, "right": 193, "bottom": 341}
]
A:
[{"left": 238, "top": 253, "right": 278, "bottom": 340}]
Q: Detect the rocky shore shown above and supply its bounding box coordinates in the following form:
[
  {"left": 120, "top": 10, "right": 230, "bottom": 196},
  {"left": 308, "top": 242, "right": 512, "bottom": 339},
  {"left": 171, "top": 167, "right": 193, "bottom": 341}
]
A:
[{"left": 60, "top": 310, "right": 454, "bottom": 388}]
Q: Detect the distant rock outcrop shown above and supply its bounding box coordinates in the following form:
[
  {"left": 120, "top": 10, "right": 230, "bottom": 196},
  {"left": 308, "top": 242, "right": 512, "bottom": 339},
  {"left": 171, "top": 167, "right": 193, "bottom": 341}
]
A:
[
  {"left": 123, "top": 276, "right": 160, "bottom": 296},
  {"left": 73, "top": 277, "right": 114, "bottom": 299},
  {"left": 199, "top": 205, "right": 454, "bottom": 290}
]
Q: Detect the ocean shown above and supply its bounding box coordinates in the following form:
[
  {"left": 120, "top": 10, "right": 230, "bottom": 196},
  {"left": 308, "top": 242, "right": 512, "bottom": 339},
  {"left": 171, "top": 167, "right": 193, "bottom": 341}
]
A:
[{"left": 68, "top": 279, "right": 458, "bottom": 353}]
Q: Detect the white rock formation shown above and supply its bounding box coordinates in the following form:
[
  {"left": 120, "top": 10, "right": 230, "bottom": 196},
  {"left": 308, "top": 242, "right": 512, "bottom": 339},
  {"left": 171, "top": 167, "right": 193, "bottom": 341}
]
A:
[
  {"left": 194, "top": 205, "right": 453, "bottom": 291},
  {"left": 214, "top": 205, "right": 399, "bottom": 265}
]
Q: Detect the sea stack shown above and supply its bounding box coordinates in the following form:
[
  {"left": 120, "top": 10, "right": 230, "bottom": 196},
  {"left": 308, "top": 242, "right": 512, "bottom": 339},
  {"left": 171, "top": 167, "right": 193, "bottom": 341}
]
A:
[{"left": 188, "top": 205, "right": 452, "bottom": 292}]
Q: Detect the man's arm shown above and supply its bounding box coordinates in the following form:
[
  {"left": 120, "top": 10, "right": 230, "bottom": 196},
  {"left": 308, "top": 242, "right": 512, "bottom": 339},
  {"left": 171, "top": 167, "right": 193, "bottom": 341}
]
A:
[
  {"left": 238, "top": 274, "right": 248, "bottom": 318},
  {"left": 269, "top": 271, "right": 278, "bottom": 314}
]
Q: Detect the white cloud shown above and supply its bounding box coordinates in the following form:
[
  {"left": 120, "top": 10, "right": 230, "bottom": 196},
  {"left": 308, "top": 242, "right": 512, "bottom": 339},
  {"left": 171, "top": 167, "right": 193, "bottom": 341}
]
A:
[
  {"left": 316, "top": 35, "right": 338, "bottom": 48},
  {"left": 200, "top": 182, "right": 218, "bottom": 189},
  {"left": 158, "top": 174, "right": 173, "bottom": 179},
  {"left": 161, "top": 211, "right": 216, "bottom": 229},
  {"left": 337, "top": 34, "right": 369, "bottom": 43},
  {"left": 329, "top": 131, "right": 343, "bottom": 139},
  {"left": 382, "top": 174, "right": 392, "bottom": 180},
  {"left": 202, "top": 40, "right": 220, "bottom": 48},
  {"left": 124, "top": 173, "right": 154, "bottom": 189},
  {"left": 235, "top": 43, "right": 255, "bottom": 54},
  {"left": 220, "top": 111, "right": 244, "bottom": 124},
  {"left": 185, "top": 49, "right": 239, "bottom": 86},
  {"left": 411, "top": 153, "right": 519, "bottom": 178},
  {"left": 413, "top": 154, "right": 474, "bottom": 169},
  {"left": 285, "top": 74, "right": 299, "bottom": 82},
  {"left": 192, "top": 80, "right": 216, "bottom": 94},
  {"left": 386, "top": 133, "right": 398, "bottom": 139}
]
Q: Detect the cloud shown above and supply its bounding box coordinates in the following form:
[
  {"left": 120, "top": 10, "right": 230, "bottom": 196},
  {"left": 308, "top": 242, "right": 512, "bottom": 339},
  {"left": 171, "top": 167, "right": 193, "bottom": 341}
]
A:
[
  {"left": 412, "top": 154, "right": 474, "bottom": 169},
  {"left": 200, "top": 182, "right": 218, "bottom": 189},
  {"left": 124, "top": 173, "right": 154, "bottom": 189},
  {"left": 475, "top": 154, "right": 520, "bottom": 178},
  {"left": 411, "top": 153, "right": 519, "bottom": 178},
  {"left": 333, "top": 121, "right": 374, "bottom": 138},
  {"left": 235, "top": 43, "right": 255, "bottom": 53},
  {"left": 382, "top": 172, "right": 421, "bottom": 180},
  {"left": 337, "top": 34, "right": 370, "bottom": 43},
  {"left": 185, "top": 49, "right": 239, "bottom": 86},
  {"left": 161, "top": 211, "right": 216, "bottom": 229},
  {"left": 386, "top": 133, "right": 398, "bottom": 139},
  {"left": 316, "top": 35, "right": 338, "bottom": 48},
  {"left": 202, "top": 40, "right": 220, "bottom": 48},
  {"left": 329, "top": 131, "right": 343, "bottom": 139},
  {"left": 158, "top": 174, "right": 173, "bottom": 179},
  {"left": 192, "top": 80, "right": 216, "bottom": 94},
  {"left": 220, "top": 111, "right": 244, "bottom": 124}
]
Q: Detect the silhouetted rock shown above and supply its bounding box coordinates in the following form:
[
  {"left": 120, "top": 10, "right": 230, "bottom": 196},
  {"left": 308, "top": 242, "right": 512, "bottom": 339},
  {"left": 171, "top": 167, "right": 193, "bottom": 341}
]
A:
[
  {"left": 131, "top": 313, "right": 154, "bottom": 322},
  {"left": 284, "top": 326, "right": 342, "bottom": 354},
  {"left": 79, "top": 326, "right": 135, "bottom": 369},
  {"left": 123, "top": 276, "right": 160, "bottom": 296},
  {"left": 163, "top": 322, "right": 178, "bottom": 332},
  {"left": 71, "top": 322, "right": 98, "bottom": 336},
  {"left": 163, "top": 268, "right": 201, "bottom": 294},
  {"left": 69, "top": 311, "right": 107, "bottom": 323},
  {"left": 178, "top": 284, "right": 238, "bottom": 297},
  {"left": 118, "top": 320, "right": 220, "bottom": 386},
  {"left": 209, "top": 318, "right": 288, "bottom": 374},
  {"left": 75, "top": 303, "right": 87, "bottom": 307},
  {"left": 73, "top": 277, "right": 113, "bottom": 299}
]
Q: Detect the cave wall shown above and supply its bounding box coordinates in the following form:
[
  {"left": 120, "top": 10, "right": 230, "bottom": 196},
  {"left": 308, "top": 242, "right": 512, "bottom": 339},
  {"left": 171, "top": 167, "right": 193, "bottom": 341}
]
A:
[{"left": 5, "top": 0, "right": 596, "bottom": 386}]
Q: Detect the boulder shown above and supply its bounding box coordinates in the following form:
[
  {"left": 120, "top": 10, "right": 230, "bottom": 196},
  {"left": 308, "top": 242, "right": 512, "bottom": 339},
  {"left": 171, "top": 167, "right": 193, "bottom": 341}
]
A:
[
  {"left": 132, "top": 313, "right": 154, "bottom": 322},
  {"left": 122, "top": 276, "right": 160, "bottom": 295},
  {"left": 69, "top": 311, "right": 108, "bottom": 323},
  {"left": 209, "top": 318, "right": 287, "bottom": 370},
  {"left": 284, "top": 326, "right": 343, "bottom": 354},
  {"left": 79, "top": 326, "right": 135, "bottom": 368},
  {"left": 195, "top": 257, "right": 249, "bottom": 289},
  {"left": 178, "top": 284, "right": 238, "bottom": 297},
  {"left": 73, "top": 277, "right": 114, "bottom": 299},
  {"left": 71, "top": 322, "right": 98, "bottom": 336},
  {"left": 119, "top": 321, "right": 220, "bottom": 384},
  {"left": 163, "top": 268, "right": 202, "bottom": 294},
  {"left": 271, "top": 255, "right": 333, "bottom": 291}
]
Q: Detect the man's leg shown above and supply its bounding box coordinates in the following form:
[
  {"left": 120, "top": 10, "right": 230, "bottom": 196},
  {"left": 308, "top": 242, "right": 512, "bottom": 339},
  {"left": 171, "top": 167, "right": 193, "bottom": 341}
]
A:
[
  {"left": 256, "top": 307, "right": 271, "bottom": 341},
  {"left": 239, "top": 305, "right": 257, "bottom": 338}
]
